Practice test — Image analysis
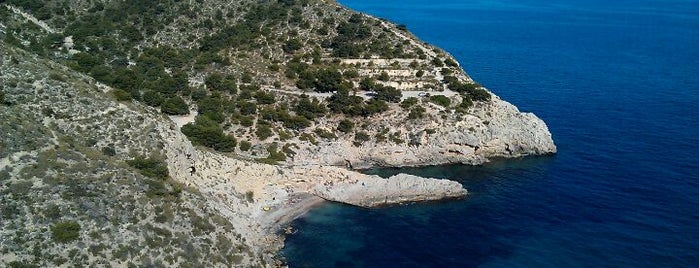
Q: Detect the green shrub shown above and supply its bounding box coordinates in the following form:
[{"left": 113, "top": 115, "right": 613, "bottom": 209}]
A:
[
  {"left": 456, "top": 96, "right": 473, "bottom": 113},
  {"left": 390, "top": 131, "right": 405, "bottom": 144},
  {"left": 274, "top": 128, "right": 290, "bottom": 141},
  {"left": 354, "top": 131, "right": 370, "bottom": 144},
  {"left": 237, "top": 101, "right": 258, "bottom": 115},
  {"left": 415, "top": 70, "right": 425, "bottom": 77},
  {"left": 337, "top": 119, "right": 355, "bottom": 133},
  {"left": 295, "top": 95, "right": 328, "bottom": 120},
  {"left": 127, "top": 156, "right": 169, "bottom": 180},
  {"left": 239, "top": 115, "right": 254, "bottom": 127},
  {"left": 359, "top": 77, "right": 377, "bottom": 91},
  {"left": 409, "top": 105, "right": 426, "bottom": 119},
  {"left": 282, "top": 115, "right": 311, "bottom": 130},
  {"left": 182, "top": 116, "right": 236, "bottom": 152},
  {"left": 141, "top": 90, "right": 164, "bottom": 107},
  {"left": 51, "top": 221, "right": 81, "bottom": 243},
  {"left": 343, "top": 69, "right": 359, "bottom": 78},
  {"left": 239, "top": 140, "right": 252, "bottom": 151},
  {"left": 313, "top": 68, "right": 345, "bottom": 93},
  {"left": 444, "top": 58, "right": 458, "bottom": 67},
  {"left": 314, "top": 128, "right": 337, "bottom": 140},
  {"left": 444, "top": 79, "right": 491, "bottom": 102},
  {"left": 299, "top": 133, "right": 318, "bottom": 145},
  {"left": 283, "top": 39, "right": 302, "bottom": 53},
  {"left": 112, "top": 89, "right": 132, "bottom": 101},
  {"left": 431, "top": 57, "right": 444, "bottom": 67},
  {"left": 400, "top": 97, "right": 418, "bottom": 109},
  {"left": 327, "top": 88, "right": 366, "bottom": 116},
  {"left": 49, "top": 72, "right": 67, "bottom": 82},
  {"left": 197, "top": 96, "right": 226, "bottom": 123},
  {"left": 241, "top": 72, "right": 253, "bottom": 83},
  {"left": 429, "top": 95, "right": 451, "bottom": 108},
  {"left": 254, "top": 91, "right": 276, "bottom": 104},
  {"left": 441, "top": 68, "right": 453, "bottom": 76},
  {"left": 101, "top": 145, "right": 116, "bottom": 156},
  {"left": 259, "top": 143, "right": 286, "bottom": 164},
  {"left": 363, "top": 99, "right": 389, "bottom": 116},
  {"left": 8, "top": 260, "right": 39, "bottom": 268},
  {"left": 205, "top": 73, "right": 237, "bottom": 93},
  {"left": 374, "top": 86, "right": 402, "bottom": 103},
  {"left": 144, "top": 179, "right": 181, "bottom": 198},
  {"left": 377, "top": 71, "right": 390, "bottom": 81},
  {"left": 161, "top": 96, "right": 190, "bottom": 115},
  {"left": 468, "top": 87, "right": 491, "bottom": 102},
  {"left": 255, "top": 123, "right": 273, "bottom": 140}
]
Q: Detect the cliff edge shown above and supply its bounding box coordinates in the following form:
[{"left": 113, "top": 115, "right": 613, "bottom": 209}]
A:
[{"left": 0, "top": 0, "right": 555, "bottom": 267}]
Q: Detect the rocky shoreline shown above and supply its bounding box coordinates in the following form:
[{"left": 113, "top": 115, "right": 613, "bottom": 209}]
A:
[
  {"left": 290, "top": 94, "right": 557, "bottom": 170},
  {"left": 152, "top": 9, "right": 556, "bottom": 265},
  {"left": 151, "top": 112, "right": 472, "bottom": 264},
  {"left": 157, "top": 89, "right": 558, "bottom": 265},
  {"left": 0, "top": 1, "right": 556, "bottom": 266}
]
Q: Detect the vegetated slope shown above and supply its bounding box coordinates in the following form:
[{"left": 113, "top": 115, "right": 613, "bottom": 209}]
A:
[
  {"left": 0, "top": 0, "right": 555, "bottom": 266},
  {"left": 0, "top": 0, "right": 532, "bottom": 168},
  {"left": 0, "top": 44, "right": 263, "bottom": 267}
]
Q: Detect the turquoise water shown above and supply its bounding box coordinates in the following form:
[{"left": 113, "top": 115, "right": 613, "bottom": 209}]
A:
[{"left": 282, "top": 0, "right": 699, "bottom": 267}]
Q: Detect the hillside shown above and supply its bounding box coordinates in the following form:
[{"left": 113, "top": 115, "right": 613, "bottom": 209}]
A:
[
  {"left": 1, "top": 0, "right": 555, "bottom": 267},
  {"left": 1, "top": 43, "right": 261, "bottom": 267}
]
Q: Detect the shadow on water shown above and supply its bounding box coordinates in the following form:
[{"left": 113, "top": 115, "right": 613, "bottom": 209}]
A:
[
  {"left": 282, "top": 156, "right": 557, "bottom": 268},
  {"left": 362, "top": 155, "right": 557, "bottom": 181},
  {"left": 283, "top": 0, "right": 699, "bottom": 265}
]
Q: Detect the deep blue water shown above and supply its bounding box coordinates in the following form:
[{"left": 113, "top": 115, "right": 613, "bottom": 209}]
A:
[{"left": 282, "top": 0, "right": 699, "bottom": 267}]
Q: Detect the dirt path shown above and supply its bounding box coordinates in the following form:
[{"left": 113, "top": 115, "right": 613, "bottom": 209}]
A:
[{"left": 266, "top": 87, "right": 459, "bottom": 101}]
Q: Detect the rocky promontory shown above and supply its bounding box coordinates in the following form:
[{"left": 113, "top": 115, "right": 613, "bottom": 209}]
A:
[
  {"left": 291, "top": 94, "right": 556, "bottom": 169},
  {"left": 312, "top": 173, "right": 467, "bottom": 207},
  {"left": 1, "top": 0, "right": 556, "bottom": 267}
]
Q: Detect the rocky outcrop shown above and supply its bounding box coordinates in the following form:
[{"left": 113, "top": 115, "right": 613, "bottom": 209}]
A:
[
  {"left": 153, "top": 108, "right": 470, "bottom": 261},
  {"left": 2, "top": 0, "right": 556, "bottom": 266},
  {"left": 291, "top": 95, "right": 556, "bottom": 169},
  {"left": 311, "top": 174, "right": 467, "bottom": 207}
]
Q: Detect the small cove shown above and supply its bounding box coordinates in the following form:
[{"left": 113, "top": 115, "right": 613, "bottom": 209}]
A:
[{"left": 282, "top": 0, "right": 699, "bottom": 267}]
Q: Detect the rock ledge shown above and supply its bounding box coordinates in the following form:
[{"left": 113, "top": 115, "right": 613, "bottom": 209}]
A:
[{"left": 312, "top": 173, "right": 467, "bottom": 208}]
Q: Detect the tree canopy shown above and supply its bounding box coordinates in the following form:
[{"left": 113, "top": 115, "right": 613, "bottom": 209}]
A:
[{"left": 181, "top": 116, "right": 237, "bottom": 152}]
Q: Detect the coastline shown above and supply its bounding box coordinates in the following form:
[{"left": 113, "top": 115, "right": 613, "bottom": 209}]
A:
[
  {"left": 155, "top": 3, "right": 554, "bottom": 264},
  {"left": 0, "top": 3, "right": 555, "bottom": 267},
  {"left": 259, "top": 193, "right": 327, "bottom": 231}
]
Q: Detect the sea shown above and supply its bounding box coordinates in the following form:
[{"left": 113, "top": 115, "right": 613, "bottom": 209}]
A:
[{"left": 281, "top": 0, "right": 699, "bottom": 267}]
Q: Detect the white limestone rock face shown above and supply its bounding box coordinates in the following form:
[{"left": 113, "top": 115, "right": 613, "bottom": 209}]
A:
[
  {"left": 311, "top": 173, "right": 467, "bottom": 208},
  {"left": 474, "top": 96, "right": 557, "bottom": 157},
  {"left": 291, "top": 94, "right": 556, "bottom": 169}
]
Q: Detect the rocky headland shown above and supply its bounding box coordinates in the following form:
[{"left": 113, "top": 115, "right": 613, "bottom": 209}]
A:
[{"left": 1, "top": 0, "right": 554, "bottom": 267}]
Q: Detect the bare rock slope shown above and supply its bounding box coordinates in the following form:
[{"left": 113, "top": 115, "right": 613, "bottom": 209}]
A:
[{"left": 292, "top": 95, "right": 556, "bottom": 169}]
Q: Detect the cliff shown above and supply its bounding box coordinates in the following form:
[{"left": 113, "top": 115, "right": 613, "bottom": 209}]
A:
[
  {"left": 0, "top": 0, "right": 555, "bottom": 267},
  {"left": 292, "top": 94, "right": 556, "bottom": 169}
]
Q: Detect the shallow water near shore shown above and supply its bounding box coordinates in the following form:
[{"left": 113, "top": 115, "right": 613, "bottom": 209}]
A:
[{"left": 282, "top": 0, "right": 699, "bottom": 267}]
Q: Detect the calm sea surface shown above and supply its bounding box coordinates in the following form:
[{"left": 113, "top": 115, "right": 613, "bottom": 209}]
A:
[{"left": 282, "top": 0, "right": 699, "bottom": 267}]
